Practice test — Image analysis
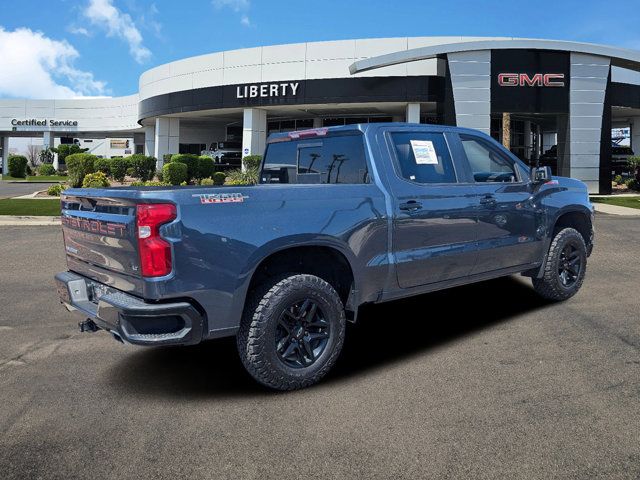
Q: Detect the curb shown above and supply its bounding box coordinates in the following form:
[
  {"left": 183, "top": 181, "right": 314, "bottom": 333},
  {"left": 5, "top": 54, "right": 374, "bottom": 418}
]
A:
[
  {"left": 0, "top": 216, "right": 60, "bottom": 226},
  {"left": 593, "top": 203, "right": 640, "bottom": 216},
  {"left": 11, "top": 191, "right": 58, "bottom": 199}
]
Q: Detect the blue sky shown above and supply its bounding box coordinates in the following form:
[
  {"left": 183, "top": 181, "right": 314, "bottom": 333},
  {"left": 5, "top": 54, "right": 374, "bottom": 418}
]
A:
[{"left": 1, "top": 0, "right": 639, "bottom": 98}]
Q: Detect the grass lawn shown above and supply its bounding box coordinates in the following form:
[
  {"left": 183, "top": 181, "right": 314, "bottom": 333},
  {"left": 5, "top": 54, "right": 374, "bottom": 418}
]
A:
[
  {"left": 0, "top": 199, "right": 61, "bottom": 216},
  {"left": 1, "top": 175, "right": 67, "bottom": 182},
  {"left": 591, "top": 196, "right": 640, "bottom": 210}
]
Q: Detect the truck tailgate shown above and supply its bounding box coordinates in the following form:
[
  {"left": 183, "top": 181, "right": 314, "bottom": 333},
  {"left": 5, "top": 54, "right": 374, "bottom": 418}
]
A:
[{"left": 61, "top": 193, "right": 143, "bottom": 294}]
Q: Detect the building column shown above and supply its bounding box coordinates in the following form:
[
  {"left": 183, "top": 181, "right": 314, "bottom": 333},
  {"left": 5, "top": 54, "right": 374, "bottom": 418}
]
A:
[
  {"left": 144, "top": 126, "right": 156, "bottom": 158},
  {"left": 502, "top": 113, "right": 511, "bottom": 150},
  {"left": 312, "top": 118, "right": 323, "bottom": 128},
  {"left": 447, "top": 50, "right": 491, "bottom": 135},
  {"left": 406, "top": 103, "right": 421, "bottom": 123},
  {"left": 569, "top": 53, "right": 611, "bottom": 193},
  {"left": 242, "top": 108, "right": 267, "bottom": 162},
  {"left": 154, "top": 118, "right": 180, "bottom": 167},
  {"left": 523, "top": 120, "right": 532, "bottom": 162},
  {"left": 1, "top": 137, "right": 9, "bottom": 176}
]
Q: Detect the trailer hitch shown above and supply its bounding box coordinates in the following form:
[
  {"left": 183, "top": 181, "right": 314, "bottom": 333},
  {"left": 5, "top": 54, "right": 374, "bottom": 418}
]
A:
[{"left": 78, "top": 319, "right": 99, "bottom": 333}]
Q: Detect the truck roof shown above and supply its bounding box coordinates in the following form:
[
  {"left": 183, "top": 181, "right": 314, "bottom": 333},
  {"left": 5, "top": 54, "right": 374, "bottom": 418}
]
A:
[{"left": 266, "top": 122, "right": 490, "bottom": 143}]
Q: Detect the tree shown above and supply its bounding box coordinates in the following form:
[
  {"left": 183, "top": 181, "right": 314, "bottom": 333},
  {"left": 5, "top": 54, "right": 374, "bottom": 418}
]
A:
[
  {"left": 53, "top": 144, "right": 89, "bottom": 166},
  {"left": 26, "top": 144, "right": 42, "bottom": 167}
]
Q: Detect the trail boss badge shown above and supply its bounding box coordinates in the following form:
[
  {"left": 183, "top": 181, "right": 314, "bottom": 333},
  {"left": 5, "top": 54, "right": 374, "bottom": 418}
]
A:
[{"left": 193, "top": 193, "right": 248, "bottom": 204}]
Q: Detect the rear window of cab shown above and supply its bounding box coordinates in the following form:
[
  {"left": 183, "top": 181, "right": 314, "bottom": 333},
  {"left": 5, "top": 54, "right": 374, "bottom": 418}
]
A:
[{"left": 261, "top": 133, "right": 369, "bottom": 185}]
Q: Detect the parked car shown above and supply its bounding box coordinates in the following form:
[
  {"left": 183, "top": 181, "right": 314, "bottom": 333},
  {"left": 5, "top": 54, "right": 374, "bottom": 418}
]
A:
[{"left": 55, "top": 123, "right": 594, "bottom": 390}]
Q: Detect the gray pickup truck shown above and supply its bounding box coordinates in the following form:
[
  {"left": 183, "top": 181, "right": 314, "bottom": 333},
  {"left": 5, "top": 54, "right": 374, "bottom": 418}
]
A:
[{"left": 55, "top": 123, "right": 594, "bottom": 390}]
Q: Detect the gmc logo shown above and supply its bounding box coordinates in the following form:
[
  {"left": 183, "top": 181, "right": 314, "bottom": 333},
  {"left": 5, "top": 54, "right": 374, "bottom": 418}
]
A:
[{"left": 498, "top": 73, "right": 565, "bottom": 87}]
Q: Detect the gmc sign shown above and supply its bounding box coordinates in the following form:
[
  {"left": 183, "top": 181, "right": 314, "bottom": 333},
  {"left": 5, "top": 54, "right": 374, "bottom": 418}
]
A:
[{"left": 498, "top": 73, "right": 565, "bottom": 87}]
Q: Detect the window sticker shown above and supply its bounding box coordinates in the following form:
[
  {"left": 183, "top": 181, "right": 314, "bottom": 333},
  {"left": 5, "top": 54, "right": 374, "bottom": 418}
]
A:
[{"left": 410, "top": 140, "right": 439, "bottom": 165}]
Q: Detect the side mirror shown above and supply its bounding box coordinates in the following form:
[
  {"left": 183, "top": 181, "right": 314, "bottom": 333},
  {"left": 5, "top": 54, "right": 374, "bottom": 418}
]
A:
[{"left": 532, "top": 166, "right": 552, "bottom": 184}]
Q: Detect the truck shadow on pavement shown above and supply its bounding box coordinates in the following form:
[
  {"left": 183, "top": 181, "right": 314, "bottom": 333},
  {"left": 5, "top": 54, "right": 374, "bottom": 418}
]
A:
[{"left": 106, "top": 276, "right": 551, "bottom": 398}]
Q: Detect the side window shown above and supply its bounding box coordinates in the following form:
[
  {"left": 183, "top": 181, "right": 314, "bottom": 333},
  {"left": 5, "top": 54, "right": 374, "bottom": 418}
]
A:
[
  {"left": 460, "top": 135, "right": 518, "bottom": 183},
  {"left": 261, "top": 141, "right": 298, "bottom": 184},
  {"left": 261, "top": 133, "right": 369, "bottom": 184},
  {"left": 390, "top": 132, "right": 456, "bottom": 184}
]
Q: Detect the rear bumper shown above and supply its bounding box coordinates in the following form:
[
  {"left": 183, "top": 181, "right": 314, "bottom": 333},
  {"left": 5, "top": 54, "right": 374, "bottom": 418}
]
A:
[{"left": 55, "top": 271, "right": 205, "bottom": 346}]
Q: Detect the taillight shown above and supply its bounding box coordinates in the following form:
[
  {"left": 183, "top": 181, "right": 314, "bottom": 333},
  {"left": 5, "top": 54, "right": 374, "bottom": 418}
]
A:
[{"left": 136, "top": 203, "right": 177, "bottom": 277}]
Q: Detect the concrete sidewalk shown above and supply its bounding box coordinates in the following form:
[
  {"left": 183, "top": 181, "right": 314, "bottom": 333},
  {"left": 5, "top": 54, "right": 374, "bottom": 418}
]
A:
[
  {"left": 0, "top": 216, "right": 60, "bottom": 226},
  {"left": 593, "top": 202, "right": 640, "bottom": 216}
]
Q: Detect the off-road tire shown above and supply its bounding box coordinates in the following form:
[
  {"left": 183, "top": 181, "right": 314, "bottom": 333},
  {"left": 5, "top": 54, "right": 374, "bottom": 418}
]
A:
[
  {"left": 237, "top": 274, "right": 346, "bottom": 390},
  {"left": 532, "top": 227, "right": 587, "bottom": 301}
]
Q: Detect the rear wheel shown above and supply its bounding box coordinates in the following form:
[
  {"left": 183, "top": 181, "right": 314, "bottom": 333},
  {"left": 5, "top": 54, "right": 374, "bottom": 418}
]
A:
[
  {"left": 532, "top": 227, "right": 587, "bottom": 301},
  {"left": 237, "top": 274, "right": 346, "bottom": 390}
]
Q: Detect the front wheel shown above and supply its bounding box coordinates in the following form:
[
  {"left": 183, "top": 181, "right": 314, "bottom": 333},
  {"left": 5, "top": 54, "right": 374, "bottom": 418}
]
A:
[
  {"left": 237, "top": 274, "right": 346, "bottom": 390},
  {"left": 532, "top": 227, "right": 587, "bottom": 301}
]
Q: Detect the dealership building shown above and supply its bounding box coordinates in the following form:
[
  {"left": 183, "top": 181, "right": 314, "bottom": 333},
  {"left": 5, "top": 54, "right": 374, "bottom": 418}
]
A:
[{"left": 2, "top": 36, "right": 640, "bottom": 193}]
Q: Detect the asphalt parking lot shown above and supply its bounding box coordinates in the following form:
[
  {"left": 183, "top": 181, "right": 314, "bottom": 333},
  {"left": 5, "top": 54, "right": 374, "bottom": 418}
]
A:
[
  {"left": 0, "top": 181, "right": 56, "bottom": 199},
  {"left": 0, "top": 214, "right": 639, "bottom": 480}
]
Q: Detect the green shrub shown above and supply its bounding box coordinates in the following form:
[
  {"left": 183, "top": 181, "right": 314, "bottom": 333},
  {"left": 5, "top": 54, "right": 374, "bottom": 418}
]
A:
[
  {"left": 242, "top": 155, "right": 262, "bottom": 170},
  {"left": 131, "top": 180, "right": 170, "bottom": 187},
  {"left": 47, "top": 184, "right": 68, "bottom": 196},
  {"left": 126, "top": 167, "right": 135, "bottom": 177},
  {"left": 26, "top": 165, "right": 33, "bottom": 176},
  {"left": 94, "top": 158, "right": 111, "bottom": 176},
  {"left": 225, "top": 168, "right": 258, "bottom": 186},
  {"left": 129, "top": 154, "right": 157, "bottom": 181},
  {"left": 8, "top": 155, "right": 28, "bottom": 178},
  {"left": 613, "top": 174, "right": 623, "bottom": 185},
  {"left": 156, "top": 169, "right": 164, "bottom": 182},
  {"left": 38, "top": 163, "right": 56, "bottom": 176},
  {"left": 162, "top": 162, "right": 188, "bottom": 185},
  {"left": 162, "top": 153, "right": 174, "bottom": 164},
  {"left": 200, "top": 177, "right": 214, "bottom": 186},
  {"left": 170, "top": 154, "right": 199, "bottom": 181},
  {"left": 110, "top": 157, "right": 128, "bottom": 183},
  {"left": 82, "top": 171, "right": 110, "bottom": 188},
  {"left": 213, "top": 171, "right": 226, "bottom": 185},
  {"left": 198, "top": 156, "right": 215, "bottom": 180},
  {"left": 624, "top": 178, "right": 639, "bottom": 191},
  {"left": 629, "top": 156, "right": 640, "bottom": 181},
  {"left": 66, "top": 153, "right": 97, "bottom": 187}
]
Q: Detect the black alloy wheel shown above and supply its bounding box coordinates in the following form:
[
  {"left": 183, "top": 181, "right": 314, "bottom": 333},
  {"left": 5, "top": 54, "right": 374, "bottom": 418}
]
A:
[
  {"left": 237, "top": 274, "right": 346, "bottom": 390},
  {"left": 558, "top": 243, "right": 582, "bottom": 287},
  {"left": 275, "top": 298, "right": 331, "bottom": 368},
  {"left": 532, "top": 227, "right": 587, "bottom": 301}
]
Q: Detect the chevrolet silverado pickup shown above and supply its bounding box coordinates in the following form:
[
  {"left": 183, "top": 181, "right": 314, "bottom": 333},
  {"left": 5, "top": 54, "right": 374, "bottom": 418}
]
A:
[{"left": 55, "top": 123, "right": 594, "bottom": 390}]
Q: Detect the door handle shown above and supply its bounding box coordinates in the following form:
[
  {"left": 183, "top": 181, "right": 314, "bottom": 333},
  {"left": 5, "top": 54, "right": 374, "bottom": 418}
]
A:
[
  {"left": 479, "top": 194, "right": 497, "bottom": 206},
  {"left": 399, "top": 200, "right": 423, "bottom": 212}
]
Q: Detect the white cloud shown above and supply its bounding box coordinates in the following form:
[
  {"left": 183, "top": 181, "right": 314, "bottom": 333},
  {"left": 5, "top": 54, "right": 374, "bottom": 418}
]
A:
[
  {"left": 83, "top": 0, "right": 151, "bottom": 63},
  {"left": 212, "top": 0, "right": 250, "bottom": 11},
  {"left": 68, "top": 26, "right": 90, "bottom": 36},
  {"left": 0, "top": 27, "right": 108, "bottom": 99},
  {"left": 213, "top": 0, "right": 252, "bottom": 27}
]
